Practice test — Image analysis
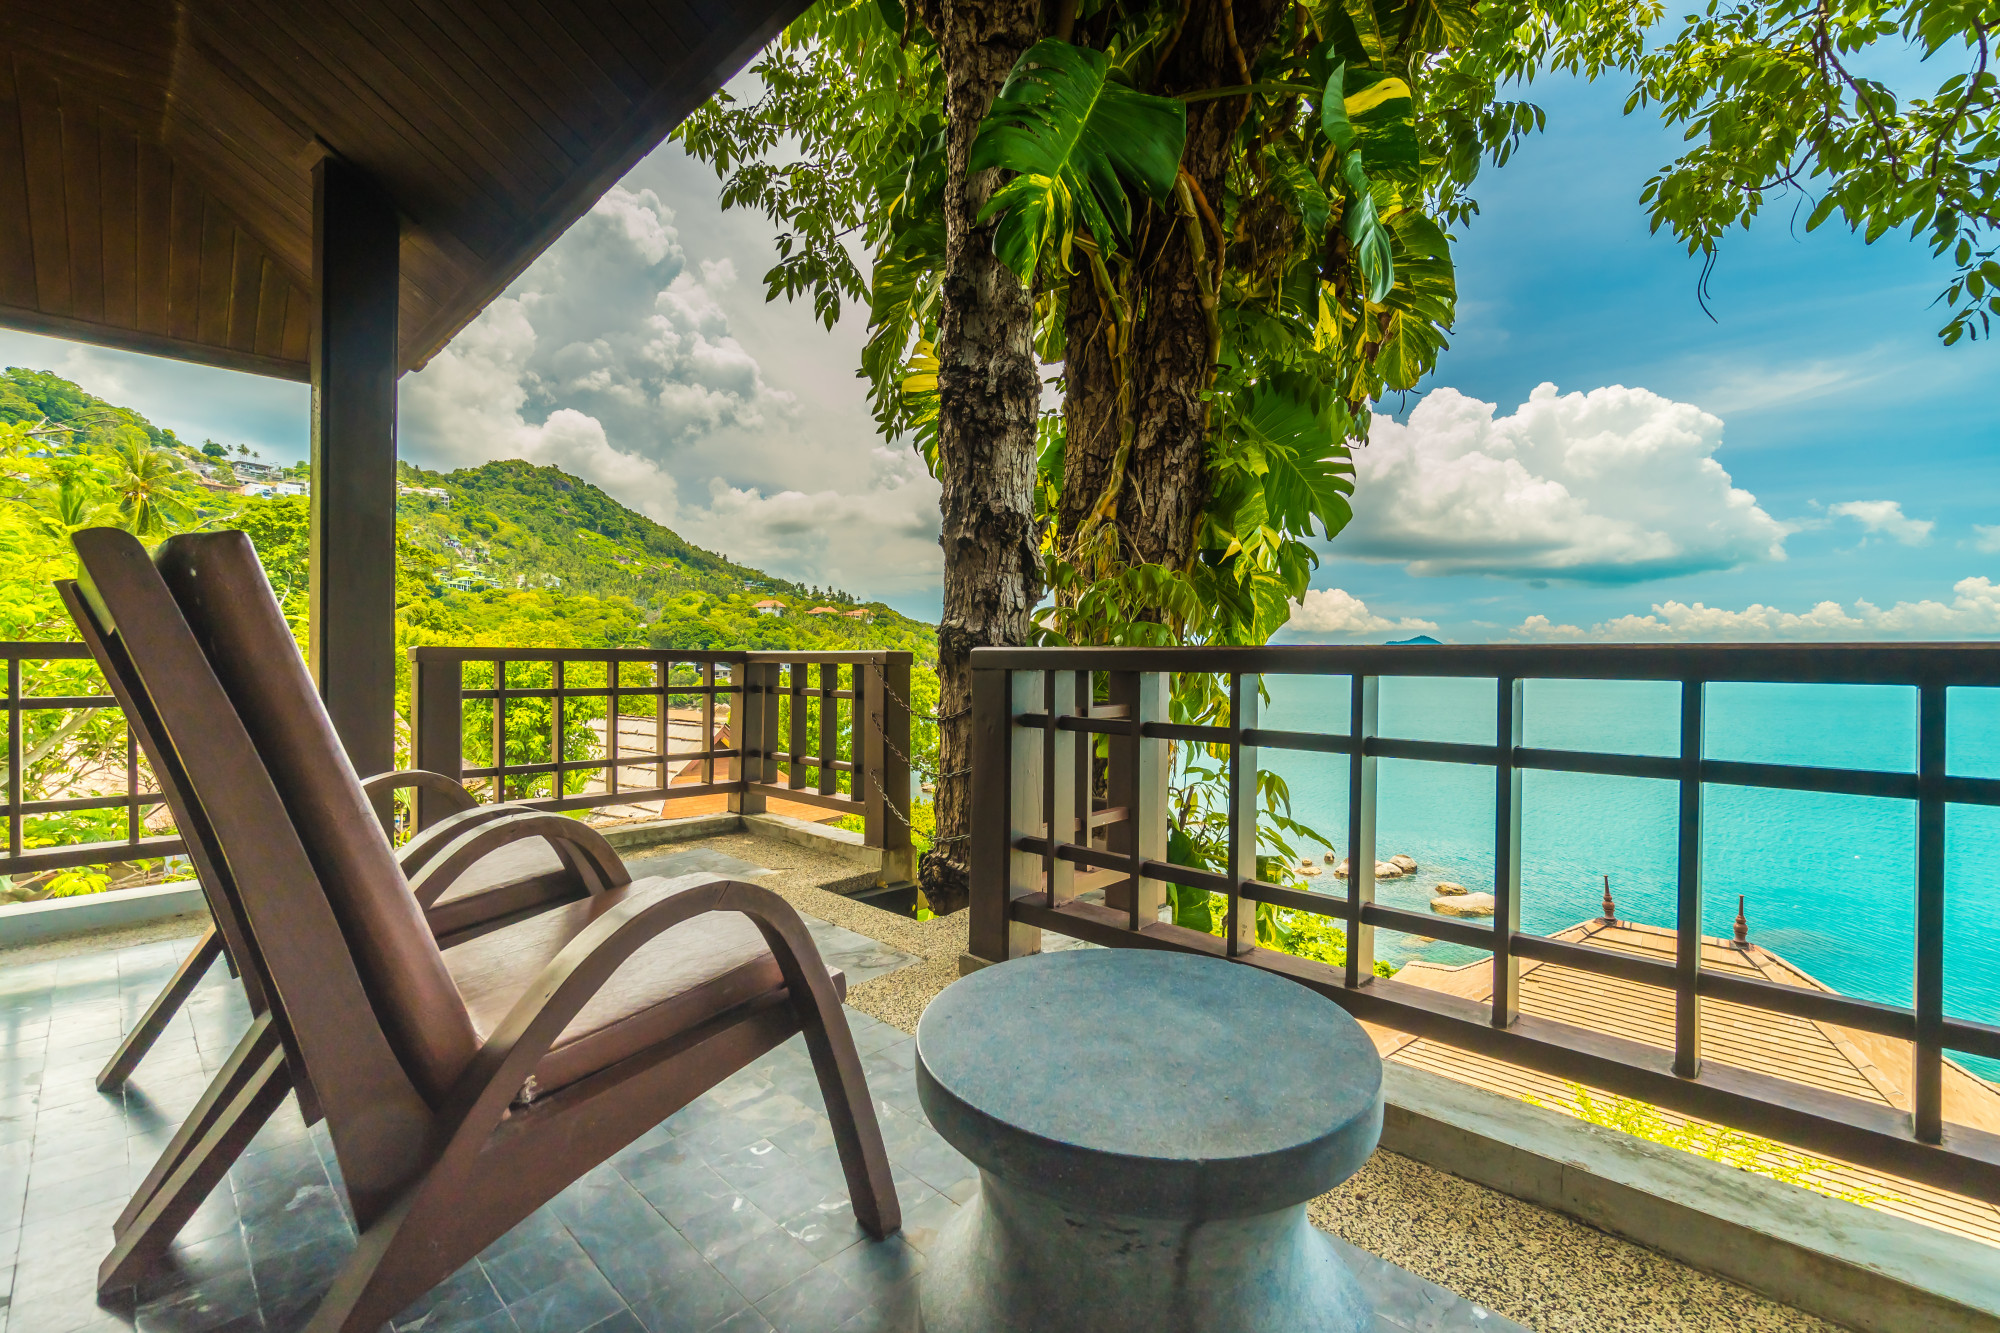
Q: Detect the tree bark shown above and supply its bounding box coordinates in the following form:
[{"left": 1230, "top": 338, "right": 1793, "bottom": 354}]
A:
[
  {"left": 1059, "top": 0, "right": 1289, "bottom": 575},
  {"left": 917, "top": 0, "right": 1045, "bottom": 916}
]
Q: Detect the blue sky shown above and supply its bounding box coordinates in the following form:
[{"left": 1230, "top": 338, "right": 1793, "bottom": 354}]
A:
[
  {"left": 2, "top": 62, "right": 1989, "bottom": 635},
  {"left": 1290, "top": 67, "right": 1998, "bottom": 643}
]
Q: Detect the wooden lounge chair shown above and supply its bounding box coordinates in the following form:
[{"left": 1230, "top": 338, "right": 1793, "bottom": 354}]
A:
[
  {"left": 61, "top": 575, "right": 637, "bottom": 1294},
  {"left": 73, "top": 526, "right": 899, "bottom": 1331}
]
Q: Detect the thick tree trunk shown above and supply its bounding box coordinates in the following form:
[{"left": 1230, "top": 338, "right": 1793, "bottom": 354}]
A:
[
  {"left": 1059, "top": 0, "right": 1288, "bottom": 575},
  {"left": 917, "top": 0, "right": 1044, "bottom": 916}
]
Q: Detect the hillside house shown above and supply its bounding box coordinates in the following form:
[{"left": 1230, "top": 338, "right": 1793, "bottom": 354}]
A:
[{"left": 752, "top": 598, "right": 786, "bottom": 616}]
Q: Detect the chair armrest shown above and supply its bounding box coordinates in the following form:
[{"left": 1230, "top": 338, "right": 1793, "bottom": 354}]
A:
[
  {"left": 359, "top": 769, "right": 480, "bottom": 816},
  {"left": 405, "top": 810, "right": 631, "bottom": 910},
  {"left": 397, "top": 801, "right": 530, "bottom": 877},
  {"left": 436, "top": 878, "right": 846, "bottom": 1150}
]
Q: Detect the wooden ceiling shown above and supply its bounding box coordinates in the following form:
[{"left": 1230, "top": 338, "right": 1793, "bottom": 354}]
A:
[{"left": 0, "top": 0, "right": 803, "bottom": 381}]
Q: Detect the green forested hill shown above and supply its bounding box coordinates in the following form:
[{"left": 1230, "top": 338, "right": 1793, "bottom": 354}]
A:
[
  {"left": 394, "top": 458, "right": 935, "bottom": 658},
  {"left": 0, "top": 366, "right": 935, "bottom": 666}
]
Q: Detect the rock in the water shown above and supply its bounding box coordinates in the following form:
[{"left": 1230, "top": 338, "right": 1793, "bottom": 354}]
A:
[
  {"left": 1324, "top": 852, "right": 1338, "bottom": 864},
  {"left": 1331, "top": 859, "right": 1348, "bottom": 878},
  {"left": 1432, "top": 892, "right": 1495, "bottom": 917},
  {"left": 1299, "top": 863, "right": 1322, "bottom": 877},
  {"left": 1432, "top": 881, "right": 1467, "bottom": 896},
  {"left": 1374, "top": 860, "right": 1406, "bottom": 879},
  {"left": 1388, "top": 854, "right": 1417, "bottom": 873}
]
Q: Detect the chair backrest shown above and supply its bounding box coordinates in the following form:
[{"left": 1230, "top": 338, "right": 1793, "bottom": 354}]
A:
[
  {"left": 57, "top": 578, "right": 326, "bottom": 1114},
  {"left": 72, "top": 527, "right": 436, "bottom": 1219},
  {"left": 144, "top": 530, "right": 481, "bottom": 1106}
]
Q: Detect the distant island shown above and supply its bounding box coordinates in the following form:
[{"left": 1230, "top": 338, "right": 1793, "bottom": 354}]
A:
[{"left": 1386, "top": 635, "right": 1441, "bottom": 646}]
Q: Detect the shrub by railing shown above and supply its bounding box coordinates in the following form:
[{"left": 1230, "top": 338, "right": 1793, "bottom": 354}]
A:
[
  {"left": 966, "top": 644, "right": 2000, "bottom": 1202},
  {"left": 410, "top": 647, "right": 913, "bottom": 859},
  {"left": 1, "top": 641, "right": 183, "bottom": 894}
]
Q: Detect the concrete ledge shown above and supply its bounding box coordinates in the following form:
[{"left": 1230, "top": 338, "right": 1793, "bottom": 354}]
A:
[
  {"left": 1380, "top": 1060, "right": 2000, "bottom": 1333},
  {"left": 0, "top": 880, "right": 207, "bottom": 948},
  {"left": 599, "top": 812, "right": 743, "bottom": 855},
  {"left": 742, "top": 813, "right": 916, "bottom": 888}
]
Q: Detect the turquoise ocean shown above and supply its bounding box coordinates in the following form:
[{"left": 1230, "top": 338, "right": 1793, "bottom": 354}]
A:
[{"left": 1255, "top": 675, "right": 2000, "bottom": 1081}]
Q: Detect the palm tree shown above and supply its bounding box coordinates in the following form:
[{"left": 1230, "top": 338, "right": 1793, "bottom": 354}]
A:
[
  {"left": 107, "top": 435, "right": 196, "bottom": 537},
  {"left": 30, "top": 458, "right": 107, "bottom": 539}
]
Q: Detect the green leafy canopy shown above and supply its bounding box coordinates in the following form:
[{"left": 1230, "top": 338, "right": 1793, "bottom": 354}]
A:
[{"left": 969, "top": 39, "right": 1188, "bottom": 283}]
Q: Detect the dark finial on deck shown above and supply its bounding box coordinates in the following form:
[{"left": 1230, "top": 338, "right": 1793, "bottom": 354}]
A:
[
  {"left": 1602, "top": 874, "right": 1615, "bottom": 922},
  {"left": 1734, "top": 895, "right": 1748, "bottom": 945}
]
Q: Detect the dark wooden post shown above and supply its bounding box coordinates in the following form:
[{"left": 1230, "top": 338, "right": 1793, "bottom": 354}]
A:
[
  {"left": 1674, "top": 679, "right": 1706, "bottom": 1077},
  {"left": 1491, "top": 676, "right": 1525, "bottom": 1025},
  {"left": 1344, "top": 675, "right": 1378, "bottom": 987},
  {"left": 1106, "top": 671, "right": 1167, "bottom": 930},
  {"left": 408, "top": 648, "right": 463, "bottom": 830},
  {"left": 966, "top": 664, "right": 1041, "bottom": 971},
  {"left": 1226, "top": 673, "right": 1260, "bottom": 956},
  {"left": 310, "top": 156, "right": 400, "bottom": 778},
  {"left": 863, "top": 653, "right": 913, "bottom": 883}
]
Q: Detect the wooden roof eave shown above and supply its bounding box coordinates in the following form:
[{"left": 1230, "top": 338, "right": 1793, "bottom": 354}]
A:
[{"left": 0, "top": 0, "right": 809, "bottom": 383}]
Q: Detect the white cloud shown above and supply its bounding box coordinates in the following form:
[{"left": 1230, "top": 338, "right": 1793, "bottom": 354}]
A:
[
  {"left": 1971, "top": 525, "right": 2000, "bottom": 553},
  {"left": 680, "top": 449, "right": 942, "bottom": 597},
  {"left": 1828, "top": 499, "right": 1932, "bottom": 545},
  {"left": 1343, "top": 383, "right": 1789, "bottom": 582},
  {"left": 1287, "top": 588, "right": 1440, "bottom": 638},
  {"left": 401, "top": 184, "right": 942, "bottom": 602},
  {"left": 1512, "top": 576, "right": 2000, "bottom": 641}
]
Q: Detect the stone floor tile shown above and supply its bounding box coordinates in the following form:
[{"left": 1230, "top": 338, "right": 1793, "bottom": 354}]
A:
[
  {"left": 706, "top": 1226, "right": 818, "bottom": 1304},
  {"left": 482, "top": 1228, "right": 593, "bottom": 1304},
  {"left": 502, "top": 1262, "right": 625, "bottom": 1333},
  {"left": 626, "top": 1263, "right": 753, "bottom": 1333},
  {"left": 675, "top": 1195, "right": 778, "bottom": 1265},
  {"left": 755, "top": 1264, "right": 870, "bottom": 1333},
  {"left": 389, "top": 1260, "right": 506, "bottom": 1331}
]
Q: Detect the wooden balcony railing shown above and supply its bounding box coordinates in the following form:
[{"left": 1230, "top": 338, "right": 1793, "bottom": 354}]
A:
[
  {"left": 410, "top": 647, "right": 913, "bottom": 856},
  {"left": 965, "top": 643, "right": 2000, "bottom": 1203},
  {"left": 1, "top": 641, "right": 184, "bottom": 883}
]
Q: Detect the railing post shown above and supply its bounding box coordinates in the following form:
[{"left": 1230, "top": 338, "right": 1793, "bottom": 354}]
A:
[
  {"left": 1674, "top": 679, "right": 1705, "bottom": 1076},
  {"left": 699, "top": 659, "right": 717, "bottom": 788},
  {"left": 967, "top": 665, "right": 1041, "bottom": 970},
  {"left": 1345, "top": 674, "right": 1378, "bottom": 987},
  {"left": 730, "top": 658, "right": 771, "bottom": 816},
  {"left": 1044, "top": 670, "right": 1078, "bottom": 908},
  {"left": 863, "top": 653, "right": 914, "bottom": 883},
  {"left": 1492, "top": 677, "right": 1524, "bottom": 1025},
  {"left": 6, "top": 654, "right": 20, "bottom": 863},
  {"left": 1107, "top": 671, "right": 1168, "bottom": 930},
  {"left": 787, "top": 662, "right": 807, "bottom": 791},
  {"left": 1227, "top": 673, "right": 1259, "bottom": 956},
  {"left": 818, "top": 662, "right": 839, "bottom": 796},
  {"left": 409, "top": 648, "right": 463, "bottom": 830},
  {"left": 1915, "top": 681, "right": 1946, "bottom": 1142}
]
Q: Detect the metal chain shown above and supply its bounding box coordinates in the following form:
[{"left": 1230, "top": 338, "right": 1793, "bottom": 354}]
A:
[{"left": 863, "top": 661, "right": 971, "bottom": 842}]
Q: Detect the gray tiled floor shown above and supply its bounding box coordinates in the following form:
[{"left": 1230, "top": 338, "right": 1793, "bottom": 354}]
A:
[{"left": 0, "top": 917, "right": 1520, "bottom": 1333}]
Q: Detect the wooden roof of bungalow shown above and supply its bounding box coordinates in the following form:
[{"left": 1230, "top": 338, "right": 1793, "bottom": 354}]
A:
[
  {"left": 0, "top": 0, "right": 803, "bottom": 379},
  {"left": 1379, "top": 916, "right": 2000, "bottom": 1246}
]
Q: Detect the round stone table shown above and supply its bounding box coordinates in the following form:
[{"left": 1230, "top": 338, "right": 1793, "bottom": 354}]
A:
[{"left": 915, "top": 949, "right": 1384, "bottom": 1333}]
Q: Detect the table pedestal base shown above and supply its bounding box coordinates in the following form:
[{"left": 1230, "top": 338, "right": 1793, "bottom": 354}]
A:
[{"left": 920, "top": 1172, "right": 1371, "bottom": 1333}]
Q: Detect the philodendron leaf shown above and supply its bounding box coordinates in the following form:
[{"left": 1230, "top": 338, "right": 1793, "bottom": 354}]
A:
[
  {"left": 1322, "top": 64, "right": 1355, "bottom": 150},
  {"left": 1341, "top": 156, "right": 1395, "bottom": 303},
  {"left": 1344, "top": 69, "right": 1418, "bottom": 176},
  {"left": 970, "top": 38, "right": 1188, "bottom": 284}
]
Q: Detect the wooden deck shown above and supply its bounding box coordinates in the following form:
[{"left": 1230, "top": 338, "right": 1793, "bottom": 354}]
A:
[{"left": 1381, "top": 917, "right": 2000, "bottom": 1247}]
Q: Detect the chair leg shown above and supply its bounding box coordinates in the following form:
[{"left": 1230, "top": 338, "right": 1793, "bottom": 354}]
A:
[
  {"left": 797, "top": 998, "right": 901, "bottom": 1239},
  {"left": 97, "top": 927, "right": 224, "bottom": 1091},
  {"left": 115, "top": 1013, "right": 282, "bottom": 1239},
  {"left": 100, "top": 1041, "right": 292, "bottom": 1294}
]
